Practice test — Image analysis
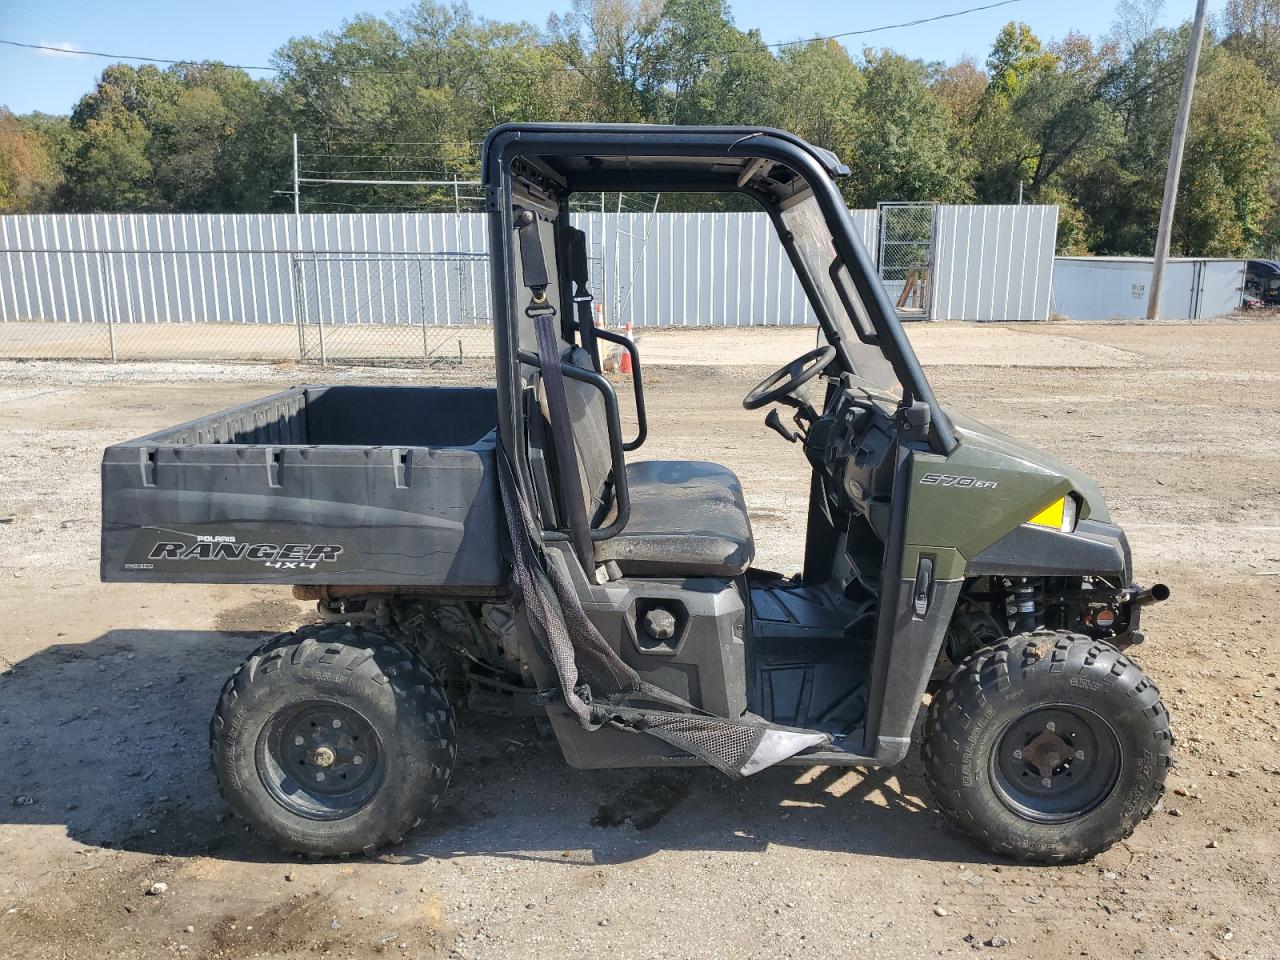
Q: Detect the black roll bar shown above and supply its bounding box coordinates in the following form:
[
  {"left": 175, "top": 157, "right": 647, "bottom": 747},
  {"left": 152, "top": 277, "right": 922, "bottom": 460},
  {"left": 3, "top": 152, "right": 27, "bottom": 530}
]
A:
[
  {"left": 591, "top": 328, "right": 647, "bottom": 451},
  {"left": 519, "top": 349, "right": 632, "bottom": 545}
]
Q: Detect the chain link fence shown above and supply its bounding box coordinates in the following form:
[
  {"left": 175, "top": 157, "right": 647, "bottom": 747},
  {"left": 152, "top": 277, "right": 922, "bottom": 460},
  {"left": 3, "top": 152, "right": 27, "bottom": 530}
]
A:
[
  {"left": 876, "top": 202, "right": 936, "bottom": 316},
  {"left": 0, "top": 247, "right": 497, "bottom": 378},
  {"left": 294, "top": 253, "right": 493, "bottom": 374}
]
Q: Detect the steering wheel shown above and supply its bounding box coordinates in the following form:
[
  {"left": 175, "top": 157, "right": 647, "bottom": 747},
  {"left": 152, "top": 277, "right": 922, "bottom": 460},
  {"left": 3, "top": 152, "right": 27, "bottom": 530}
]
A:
[{"left": 742, "top": 345, "right": 837, "bottom": 410}]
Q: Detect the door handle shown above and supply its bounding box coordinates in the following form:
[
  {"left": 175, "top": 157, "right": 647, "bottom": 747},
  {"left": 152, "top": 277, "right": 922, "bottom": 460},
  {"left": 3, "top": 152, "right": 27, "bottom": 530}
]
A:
[{"left": 913, "top": 557, "right": 934, "bottom": 618}]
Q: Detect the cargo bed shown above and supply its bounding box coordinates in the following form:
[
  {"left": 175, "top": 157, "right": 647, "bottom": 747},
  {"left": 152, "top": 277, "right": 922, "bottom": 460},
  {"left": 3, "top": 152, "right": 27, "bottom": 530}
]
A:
[{"left": 100, "top": 385, "right": 504, "bottom": 589}]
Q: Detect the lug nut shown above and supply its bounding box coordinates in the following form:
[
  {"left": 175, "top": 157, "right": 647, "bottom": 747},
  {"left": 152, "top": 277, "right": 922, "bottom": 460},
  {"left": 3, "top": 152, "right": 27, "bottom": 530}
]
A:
[
  {"left": 1013, "top": 749, "right": 1023, "bottom": 759},
  {"left": 332, "top": 719, "right": 342, "bottom": 728},
  {"left": 1046, "top": 721, "right": 1056, "bottom": 732},
  {"left": 315, "top": 772, "right": 325, "bottom": 782},
  {"left": 353, "top": 755, "right": 363, "bottom": 766},
  {"left": 1075, "top": 749, "right": 1085, "bottom": 760},
  {"left": 294, "top": 736, "right": 305, "bottom": 746},
  {"left": 1042, "top": 778, "right": 1053, "bottom": 787}
]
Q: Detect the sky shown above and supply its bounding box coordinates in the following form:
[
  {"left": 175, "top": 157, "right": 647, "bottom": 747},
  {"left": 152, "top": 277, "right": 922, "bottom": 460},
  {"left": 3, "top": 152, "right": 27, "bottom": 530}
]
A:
[{"left": 1, "top": 0, "right": 1227, "bottom": 116}]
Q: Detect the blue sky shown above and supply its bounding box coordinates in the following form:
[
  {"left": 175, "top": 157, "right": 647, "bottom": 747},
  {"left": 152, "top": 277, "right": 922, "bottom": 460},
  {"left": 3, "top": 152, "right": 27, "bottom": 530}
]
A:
[{"left": 1, "top": 0, "right": 1224, "bottom": 116}]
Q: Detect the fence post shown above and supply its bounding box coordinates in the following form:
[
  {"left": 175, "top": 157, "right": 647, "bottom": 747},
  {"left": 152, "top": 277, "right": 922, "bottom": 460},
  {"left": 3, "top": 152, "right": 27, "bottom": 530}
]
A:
[
  {"left": 417, "top": 259, "right": 429, "bottom": 361},
  {"left": 316, "top": 277, "right": 327, "bottom": 368},
  {"left": 98, "top": 250, "right": 118, "bottom": 362},
  {"left": 291, "top": 256, "right": 305, "bottom": 362}
]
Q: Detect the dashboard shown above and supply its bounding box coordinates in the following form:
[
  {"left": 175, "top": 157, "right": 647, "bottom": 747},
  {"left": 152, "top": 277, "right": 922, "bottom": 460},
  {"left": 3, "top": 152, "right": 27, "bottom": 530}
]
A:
[{"left": 806, "top": 382, "right": 899, "bottom": 540}]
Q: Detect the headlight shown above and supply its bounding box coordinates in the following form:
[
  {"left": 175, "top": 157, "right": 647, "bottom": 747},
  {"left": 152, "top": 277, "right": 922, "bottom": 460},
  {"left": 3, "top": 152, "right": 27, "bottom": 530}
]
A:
[{"left": 1027, "top": 495, "right": 1078, "bottom": 533}]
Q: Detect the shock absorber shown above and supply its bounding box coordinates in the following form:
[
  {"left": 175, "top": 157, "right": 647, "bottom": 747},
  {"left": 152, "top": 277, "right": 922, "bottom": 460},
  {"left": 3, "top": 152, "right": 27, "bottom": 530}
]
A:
[{"left": 1009, "top": 578, "right": 1044, "bottom": 634}]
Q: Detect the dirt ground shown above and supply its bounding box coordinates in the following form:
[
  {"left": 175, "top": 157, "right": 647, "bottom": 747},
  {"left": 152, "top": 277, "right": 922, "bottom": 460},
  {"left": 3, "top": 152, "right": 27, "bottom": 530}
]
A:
[{"left": 1, "top": 320, "right": 1278, "bottom": 960}]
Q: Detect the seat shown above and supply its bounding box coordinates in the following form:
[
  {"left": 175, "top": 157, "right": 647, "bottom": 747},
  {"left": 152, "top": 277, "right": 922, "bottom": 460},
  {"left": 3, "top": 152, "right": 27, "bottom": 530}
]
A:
[
  {"left": 536, "top": 349, "right": 755, "bottom": 579},
  {"left": 596, "top": 460, "right": 755, "bottom": 578}
]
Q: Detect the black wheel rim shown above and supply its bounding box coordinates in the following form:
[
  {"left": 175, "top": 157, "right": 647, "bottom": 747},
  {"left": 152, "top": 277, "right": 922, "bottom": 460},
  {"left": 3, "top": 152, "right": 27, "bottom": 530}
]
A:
[
  {"left": 990, "top": 704, "right": 1121, "bottom": 824},
  {"left": 256, "top": 699, "right": 386, "bottom": 821}
]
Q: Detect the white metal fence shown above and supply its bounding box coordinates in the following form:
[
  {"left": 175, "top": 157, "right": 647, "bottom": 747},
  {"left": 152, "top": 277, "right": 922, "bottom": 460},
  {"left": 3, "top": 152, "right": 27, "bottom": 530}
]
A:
[
  {"left": 0, "top": 206, "right": 1057, "bottom": 363},
  {"left": 933, "top": 204, "right": 1058, "bottom": 323}
]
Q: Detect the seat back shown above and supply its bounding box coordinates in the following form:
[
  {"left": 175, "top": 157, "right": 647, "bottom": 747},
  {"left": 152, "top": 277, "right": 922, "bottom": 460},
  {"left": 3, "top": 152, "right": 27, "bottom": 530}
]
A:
[{"left": 539, "top": 346, "right": 617, "bottom": 526}]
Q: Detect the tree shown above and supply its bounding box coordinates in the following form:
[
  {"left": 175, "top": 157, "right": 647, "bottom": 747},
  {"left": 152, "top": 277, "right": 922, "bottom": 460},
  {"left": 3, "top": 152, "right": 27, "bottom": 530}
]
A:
[
  {"left": 548, "top": 0, "right": 665, "bottom": 122},
  {"left": 931, "top": 57, "right": 987, "bottom": 129},
  {"left": 54, "top": 62, "right": 283, "bottom": 212},
  {"left": 10, "top": 0, "right": 1280, "bottom": 252},
  {"left": 0, "top": 110, "right": 61, "bottom": 212},
  {"left": 1111, "top": 0, "right": 1166, "bottom": 53},
  {"left": 1175, "top": 48, "right": 1277, "bottom": 255},
  {"left": 62, "top": 111, "right": 153, "bottom": 211},
  {"left": 773, "top": 41, "right": 862, "bottom": 162},
  {"left": 845, "top": 49, "right": 972, "bottom": 206},
  {"left": 1223, "top": 0, "right": 1280, "bottom": 83},
  {"left": 985, "top": 22, "right": 1059, "bottom": 100}
]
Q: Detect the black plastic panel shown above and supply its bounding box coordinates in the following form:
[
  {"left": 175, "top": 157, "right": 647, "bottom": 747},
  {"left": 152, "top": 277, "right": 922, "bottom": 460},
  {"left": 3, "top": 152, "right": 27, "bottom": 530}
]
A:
[
  {"left": 100, "top": 385, "right": 504, "bottom": 588},
  {"left": 967, "top": 518, "right": 1130, "bottom": 579}
]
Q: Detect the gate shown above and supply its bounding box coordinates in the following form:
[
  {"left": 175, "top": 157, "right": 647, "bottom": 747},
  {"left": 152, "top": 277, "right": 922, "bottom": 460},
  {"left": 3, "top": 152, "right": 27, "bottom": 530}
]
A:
[
  {"left": 292, "top": 252, "right": 493, "bottom": 368},
  {"left": 876, "top": 202, "right": 937, "bottom": 317}
]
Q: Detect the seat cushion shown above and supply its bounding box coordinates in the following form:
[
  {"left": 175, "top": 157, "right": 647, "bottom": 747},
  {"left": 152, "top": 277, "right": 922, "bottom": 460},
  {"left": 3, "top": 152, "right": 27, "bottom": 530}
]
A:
[{"left": 596, "top": 460, "right": 755, "bottom": 578}]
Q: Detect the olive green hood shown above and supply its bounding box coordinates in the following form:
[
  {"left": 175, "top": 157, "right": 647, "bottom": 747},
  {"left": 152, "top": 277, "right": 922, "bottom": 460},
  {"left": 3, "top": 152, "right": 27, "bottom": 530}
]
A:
[
  {"left": 946, "top": 411, "right": 1111, "bottom": 525},
  {"left": 901, "top": 409, "right": 1113, "bottom": 580}
]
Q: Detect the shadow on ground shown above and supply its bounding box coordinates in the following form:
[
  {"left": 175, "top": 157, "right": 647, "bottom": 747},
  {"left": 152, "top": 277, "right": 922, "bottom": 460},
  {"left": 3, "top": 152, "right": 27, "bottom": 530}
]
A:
[{"left": 0, "top": 629, "right": 988, "bottom": 867}]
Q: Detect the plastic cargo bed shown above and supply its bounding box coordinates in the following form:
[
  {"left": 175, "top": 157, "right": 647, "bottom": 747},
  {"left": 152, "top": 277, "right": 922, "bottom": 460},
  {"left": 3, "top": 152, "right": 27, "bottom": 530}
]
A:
[{"left": 100, "top": 385, "right": 504, "bottom": 589}]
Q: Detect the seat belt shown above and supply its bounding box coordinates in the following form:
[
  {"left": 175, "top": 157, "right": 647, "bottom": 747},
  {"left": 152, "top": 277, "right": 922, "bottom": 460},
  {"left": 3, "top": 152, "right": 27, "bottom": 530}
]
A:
[{"left": 565, "top": 227, "right": 601, "bottom": 372}]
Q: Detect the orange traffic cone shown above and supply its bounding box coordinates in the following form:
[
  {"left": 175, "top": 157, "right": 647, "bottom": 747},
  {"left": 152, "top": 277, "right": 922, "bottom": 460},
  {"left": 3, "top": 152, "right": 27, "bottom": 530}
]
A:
[{"left": 618, "top": 318, "right": 633, "bottom": 377}]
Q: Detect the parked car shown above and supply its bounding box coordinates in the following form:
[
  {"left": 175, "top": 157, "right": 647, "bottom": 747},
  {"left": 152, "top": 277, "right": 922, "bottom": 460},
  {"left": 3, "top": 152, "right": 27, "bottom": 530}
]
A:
[{"left": 1245, "top": 259, "right": 1280, "bottom": 308}]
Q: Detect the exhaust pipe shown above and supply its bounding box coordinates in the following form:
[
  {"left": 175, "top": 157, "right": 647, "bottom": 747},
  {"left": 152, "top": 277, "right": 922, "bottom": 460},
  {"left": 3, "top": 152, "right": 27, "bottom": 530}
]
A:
[{"left": 1128, "top": 583, "right": 1170, "bottom": 607}]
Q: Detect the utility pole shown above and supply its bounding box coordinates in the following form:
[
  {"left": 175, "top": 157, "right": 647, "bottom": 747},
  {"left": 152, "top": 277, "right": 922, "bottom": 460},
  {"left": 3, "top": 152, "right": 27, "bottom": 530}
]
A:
[
  {"left": 1146, "top": 0, "right": 1208, "bottom": 321},
  {"left": 292, "top": 133, "right": 301, "bottom": 216}
]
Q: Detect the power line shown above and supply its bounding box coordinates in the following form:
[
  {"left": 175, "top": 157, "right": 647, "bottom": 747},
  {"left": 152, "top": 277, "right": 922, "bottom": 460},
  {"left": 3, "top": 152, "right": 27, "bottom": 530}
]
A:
[
  {"left": 0, "top": 38, "right": 275, "bottom": 71},
  {"left": 753, "top": 0, "right": 1025, "bottom": 51}
]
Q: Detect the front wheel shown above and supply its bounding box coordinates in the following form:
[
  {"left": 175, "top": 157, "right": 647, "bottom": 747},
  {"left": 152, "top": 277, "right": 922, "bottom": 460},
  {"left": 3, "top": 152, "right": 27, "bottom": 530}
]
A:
[
  {"left": 922, "top": 632, "right": 1172, "bottom": 863},
  {"left": 210, "top": 623, "right": 456, "bottom": 856}
]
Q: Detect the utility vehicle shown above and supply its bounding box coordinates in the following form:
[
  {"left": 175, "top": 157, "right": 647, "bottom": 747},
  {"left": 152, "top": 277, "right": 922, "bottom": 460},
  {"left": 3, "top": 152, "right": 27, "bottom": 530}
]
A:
[{"left": 101, "top": 124, "right": 1172, "bottom": 862}]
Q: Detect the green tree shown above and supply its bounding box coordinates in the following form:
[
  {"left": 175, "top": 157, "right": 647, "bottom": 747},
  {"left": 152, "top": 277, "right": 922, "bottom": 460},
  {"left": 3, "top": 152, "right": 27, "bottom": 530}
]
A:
[
  {"left": 1175, "top": 48, "right": 1277, "bottom": 254},
  {"left": 845, "top": 49, "right": 971, "bottom": 206},
  {"left": 63, "top": 111, "right": 153, "bottom": 211},
  {"left": 1223, "top": 0, "right": 1280, "bottom": 82},
  {"left": 985, "top": 22, "right": 1059, "bottom": 100},
  {"left": 774, "top": 41, "right": 863, "bottom": 167}
]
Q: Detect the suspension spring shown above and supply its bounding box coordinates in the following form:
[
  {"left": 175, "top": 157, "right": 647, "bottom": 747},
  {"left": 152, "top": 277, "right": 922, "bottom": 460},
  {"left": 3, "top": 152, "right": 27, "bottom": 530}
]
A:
[{"left": 1009, "top": 578, "right": 1045, "bottom": 634}]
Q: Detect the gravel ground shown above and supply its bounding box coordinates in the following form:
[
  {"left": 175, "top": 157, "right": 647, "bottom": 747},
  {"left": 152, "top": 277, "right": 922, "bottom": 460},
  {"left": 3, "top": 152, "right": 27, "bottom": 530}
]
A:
[{"left": 1, "top": 321, "right": 1278, "bottom": 960}]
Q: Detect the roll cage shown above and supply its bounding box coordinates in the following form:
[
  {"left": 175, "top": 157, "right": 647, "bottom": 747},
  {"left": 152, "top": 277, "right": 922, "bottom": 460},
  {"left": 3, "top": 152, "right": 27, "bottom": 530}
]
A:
[{"left": 481, "top": 122, "right": 957, "bottom": 501}]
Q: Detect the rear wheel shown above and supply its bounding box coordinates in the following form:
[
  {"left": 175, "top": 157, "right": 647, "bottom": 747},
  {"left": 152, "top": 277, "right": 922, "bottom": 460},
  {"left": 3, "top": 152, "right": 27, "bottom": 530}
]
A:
[
  {"left": 923, "top": 631, "right": 1172, "bottom": 863},
  {"left": 210, "top": 623, "right": 456, "bottom": 856}
]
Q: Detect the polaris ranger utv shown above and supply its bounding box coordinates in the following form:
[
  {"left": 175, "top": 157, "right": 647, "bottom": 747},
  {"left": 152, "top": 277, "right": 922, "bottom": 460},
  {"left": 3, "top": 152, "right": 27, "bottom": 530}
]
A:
[{"left": 101, "top": 123, "right": 1172, "bottom": 862}]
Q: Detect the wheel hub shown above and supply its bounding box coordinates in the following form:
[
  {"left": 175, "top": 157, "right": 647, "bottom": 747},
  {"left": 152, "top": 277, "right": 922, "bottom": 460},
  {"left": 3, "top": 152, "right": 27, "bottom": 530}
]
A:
[
  {"left": 1021, "top": 728, "right": 1076, "bottom": 781},
  {"left": 991, "top": 705, "right": 1121, "bottom": 823},
  {"left": 256, "top": 700, "right": 385, "bottom": 820}
]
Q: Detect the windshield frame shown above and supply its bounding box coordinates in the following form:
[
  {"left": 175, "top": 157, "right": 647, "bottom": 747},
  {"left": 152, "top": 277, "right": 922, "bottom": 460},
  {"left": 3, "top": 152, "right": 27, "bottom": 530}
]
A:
[{"left": 741, "top": 154, "right": 956, "bottom": 455}]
